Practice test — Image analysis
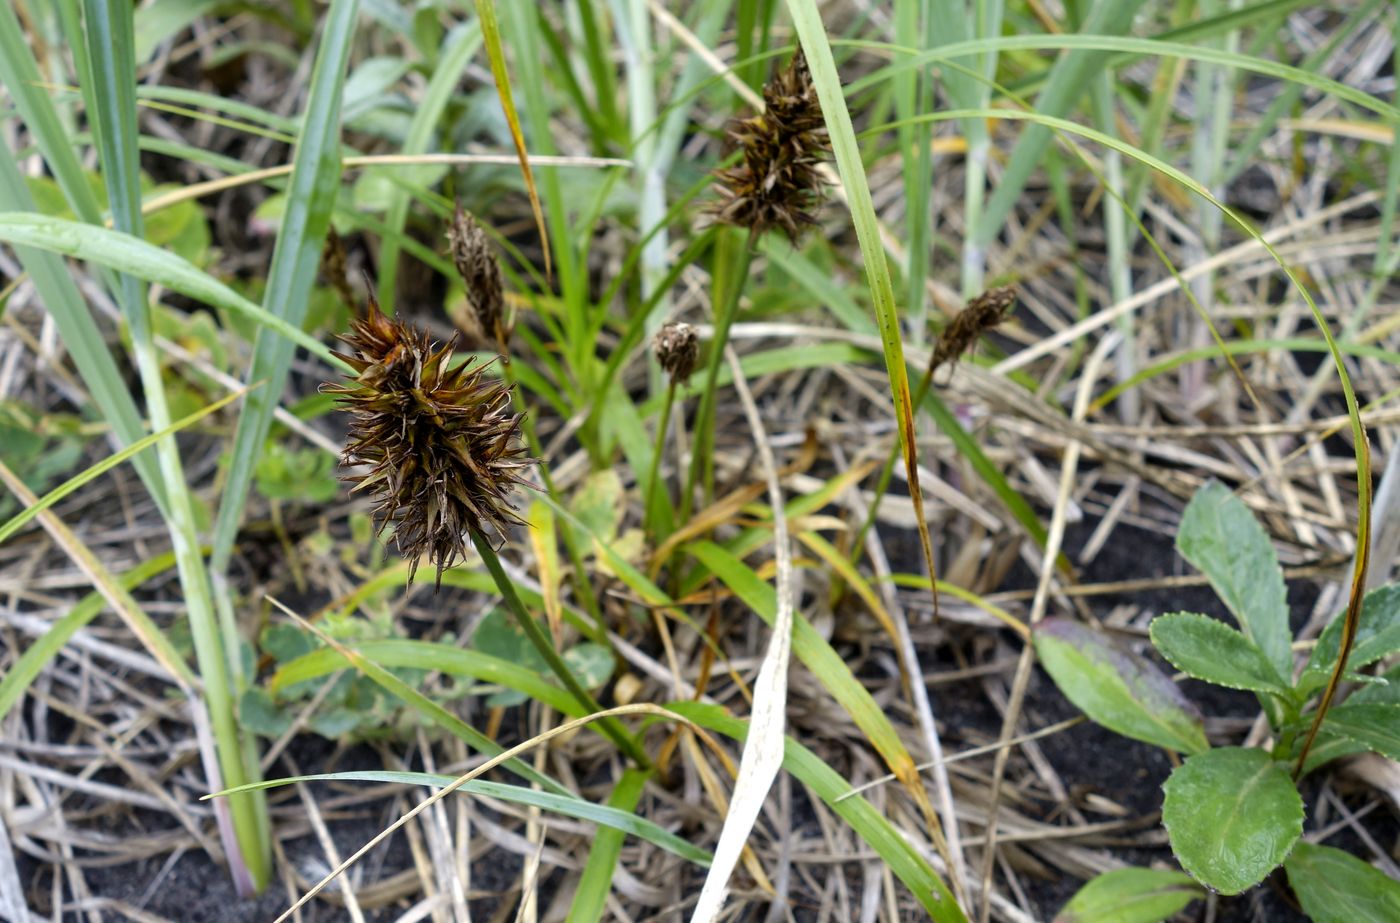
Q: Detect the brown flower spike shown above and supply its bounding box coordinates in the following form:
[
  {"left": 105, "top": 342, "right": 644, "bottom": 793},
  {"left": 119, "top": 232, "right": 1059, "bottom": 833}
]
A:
[
  {"left": 928, "top": 286, "right": 1017, "bottom": 379},
  {"left": 654, "top": 321, "right": 699, "bottom": 382},
  {"left": 446, "top": 203, "right": 507, "bottom": 351},
  {"left": 324, "top": 295, "right": 531, "bottom": 587},
  {"left": 712, "top": 50, "right": 830, "bottom": 241}
]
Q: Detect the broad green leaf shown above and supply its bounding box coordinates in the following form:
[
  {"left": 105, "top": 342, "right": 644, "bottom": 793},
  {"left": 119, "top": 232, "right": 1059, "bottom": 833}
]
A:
[
  {"left": 1034, "top": 618, "right": 1207, "bottom": 755},
  {"left": 1149, "top": 612, "right": 1289, "bottom": 695},
  {"left": 211, "top": 771, "right": 710, "bottom": 866},
  {"left": 1054, "top": 867, "right": 1202, "bottom": 923},
  {"left": 1161, "top": 747, "right": 1303, "bottom": 895},
  {"left": 1300, "top": 583, "right": 1400, "bottom": 696},
  {"left": 570, "top": 469, "right": 625, "bottom": 544},
  {"left": 1317, "top": 703, "right": 1400, "bottom": 762},
  {"left": 1284, "top": 842, "right": 1400, "bottom": 923},
  {"left": 1176, "top": 481, "right": 1292, "bottom": 679}
]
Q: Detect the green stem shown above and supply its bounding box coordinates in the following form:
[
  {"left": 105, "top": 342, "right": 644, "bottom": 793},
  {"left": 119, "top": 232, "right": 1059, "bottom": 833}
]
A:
[
  {"left": 680, "top": 226, "right": 756, "bottom": 526},
  {"left": 470, "top": 529, "right": 651, "bottom": 768},
  {"left": 643, "top": 378, "right": 678, "bottom": 543},
  {"left": 502, "top": 363, "right": 608, "bottom": 645}
]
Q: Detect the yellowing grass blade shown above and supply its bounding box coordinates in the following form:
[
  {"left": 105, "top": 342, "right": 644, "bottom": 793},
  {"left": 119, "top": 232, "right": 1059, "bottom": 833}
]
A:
[{"left": 473, "top": 0, "right": 551, "bottom": 281}]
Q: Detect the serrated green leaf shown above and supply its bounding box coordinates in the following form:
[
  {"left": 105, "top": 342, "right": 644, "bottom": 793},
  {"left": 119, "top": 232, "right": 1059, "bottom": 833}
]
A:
[
  {"left": 1176, "top": 481, "right": 1292, "bottom": 679},
  {"left": 1034, "top": 618, "right": 1207, "bottom": 755},
  {"left": 1284, "top": 841, "right": 1400, "bottom": 923},
  {"left": 1150, "top": 612, "right": 1289, "bottom": 695},
  {"left": 1350, "top": 665, "right": 1400, "bottom": 706},
  {"left": 1054, "top": 867, "right": 1202, "bottom": 923},
  {"left": 1300, "top": 583, "right": 1400, "bottom": 696},
  {"left": 1318, "top": 703, "right": 1400, "bottom": 761},
  {"left": 1161, "top": 747, "right": 1303, "bottom": 895}
]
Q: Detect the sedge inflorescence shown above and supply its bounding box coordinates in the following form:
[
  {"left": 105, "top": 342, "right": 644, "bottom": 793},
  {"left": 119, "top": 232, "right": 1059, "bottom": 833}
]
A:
[
  {"left": 324, "top": 296, "right": 530, "bottom": 587},
  {"left": 711, "top": 50, "right": 830, "bottom": 241}
]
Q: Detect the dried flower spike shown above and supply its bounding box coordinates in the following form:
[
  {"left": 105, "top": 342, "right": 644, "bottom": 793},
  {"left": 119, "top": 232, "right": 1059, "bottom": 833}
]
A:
[
  {"left": 712, "top": 50, "right": 830, "bottom": 241},
  {"left": 654, "top": 322, "right": 699, "bottom": 382},
  {"left": 446, "top": 203, "right": 507, "bottom": 351},
  {"left": 324, "top": 294, "right": 531, "bottom": 587},
  {"left": 929, "top": 286, "right": 1017, "bottom": 379}
]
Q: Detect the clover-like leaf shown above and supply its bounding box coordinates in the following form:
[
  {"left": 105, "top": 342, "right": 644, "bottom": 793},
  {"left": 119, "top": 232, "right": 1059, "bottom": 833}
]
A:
[
  {"left": 1150, "top": 612, "right": 1289, "bottom": 695},
  {"left": 1035, "top": 618, "right": 1207, "bottom": 755},
  {"left": 1162, "top": 747, "right": 1303, "bottom": 895}
]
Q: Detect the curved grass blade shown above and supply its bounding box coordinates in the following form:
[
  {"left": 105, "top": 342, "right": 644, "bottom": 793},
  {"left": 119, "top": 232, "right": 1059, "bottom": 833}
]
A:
[
  {"left": 209, "top": 770, "right": 709, "bottom": 865},
  {"left": 0, "top": 387, "right": 248, "bottom": 546},
  {"left": 0, "top": 550, "right": 182, "bottom": 720},
  {"left": 267, "top": 599, "right": 578, "bottom": 797},
  {"left": 0, "top": 214, "right": 343, "bottom": 367}
]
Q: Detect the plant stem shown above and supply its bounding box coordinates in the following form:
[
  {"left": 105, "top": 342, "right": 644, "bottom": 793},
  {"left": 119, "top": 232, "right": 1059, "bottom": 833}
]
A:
[
  {"left": 680, "top": 226, "right": 756, "bottom": 527},
  {"left": 469, "top": 528, "right": 651, "bottom": 769},
  {"left": 501, "top": 362, "right": 608, "bottom": 646},
  {"left": 643, "top": 378, "right": 678, "bottom": 543}
]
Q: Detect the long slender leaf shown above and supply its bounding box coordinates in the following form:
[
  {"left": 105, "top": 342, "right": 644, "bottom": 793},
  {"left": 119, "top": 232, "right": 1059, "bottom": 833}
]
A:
[
  {"left": 211, "top": 771, "right": 709, "bottom": 865},
  {"left": 209, "top": 0, "right": 361, "bottom": 600}
]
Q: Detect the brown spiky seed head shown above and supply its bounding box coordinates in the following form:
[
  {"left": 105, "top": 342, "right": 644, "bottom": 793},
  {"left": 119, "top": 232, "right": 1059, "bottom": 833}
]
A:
[
  {"left": 446, "top": 203, "right": 507, "bottom": 351},
  {"left": 711, "top": 50, "right": 830, "bottom": 241},
  {"left": 654, "top": 322, "right": 699, "bottom": 382},
  {"left": 324, "top": 295, "right": 531, "bottom": 587}
]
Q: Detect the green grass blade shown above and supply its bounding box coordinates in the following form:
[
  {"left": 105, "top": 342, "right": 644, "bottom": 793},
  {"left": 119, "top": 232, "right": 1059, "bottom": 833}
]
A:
[
  {"left": 784, "top": 0, "right": 946, "bottom": 633},
  {"left": 209, "top": 0, "right": 360, "bottom": 592},
  {"left": 0, "top": 551, "right": 182, "bottom": 720},
  {"left": 209, "top": 771, "right": 710, "bottom": 866},
  {"left": 685, "top": 541, "right": 926, "bottom": 803},
  {"left": 0, "top": 150, "right": 167, "bottom": 510},
  {"left": 666, "top": 701, "right": 967, "bottom": 922},
  {"left": 78, "top": 0, "right": 268, "bottom": 891},
  {"left": 271, "top": 639, "right": 585, "bottom": 717},
  {"left": 270, "top": 607, "right": 580, "bottom": 798},
  {"left": 566, "top": 768, "right": 650, "bottom": 923},
  {"left": 0, "top": 388, "right": 246, "bottom": 546},
  {"left": 0, "top": 214, "right": 343, "bottom": 365}
]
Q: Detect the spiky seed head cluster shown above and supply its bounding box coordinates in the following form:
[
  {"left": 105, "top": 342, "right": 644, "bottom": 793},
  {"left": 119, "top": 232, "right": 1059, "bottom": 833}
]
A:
[
  {"left": 711, "top": 50, "right": 830, "bottom": 241},
  {"left": 446, "top": 203, "right": 507, "bottom": 351},
  {"left": 324, "top": 295, "right": 531, "bottom": 587},
  {"left": 654, "top": 321, "right": 699, "bottom": 382}
]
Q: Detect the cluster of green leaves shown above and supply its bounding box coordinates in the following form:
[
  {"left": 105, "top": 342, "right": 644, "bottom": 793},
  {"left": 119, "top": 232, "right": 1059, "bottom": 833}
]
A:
[{"left": 1039, "top": 481, "right": 1400, "bottom": 917}]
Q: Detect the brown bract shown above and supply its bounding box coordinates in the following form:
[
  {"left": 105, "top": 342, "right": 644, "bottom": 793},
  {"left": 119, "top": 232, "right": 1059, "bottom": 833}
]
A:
[
  {"left": 324, "top": 296, "right": 531, "bottom": 587},
  {"left": 711, "top": 51, "right": 830, "bottom": 241}
]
